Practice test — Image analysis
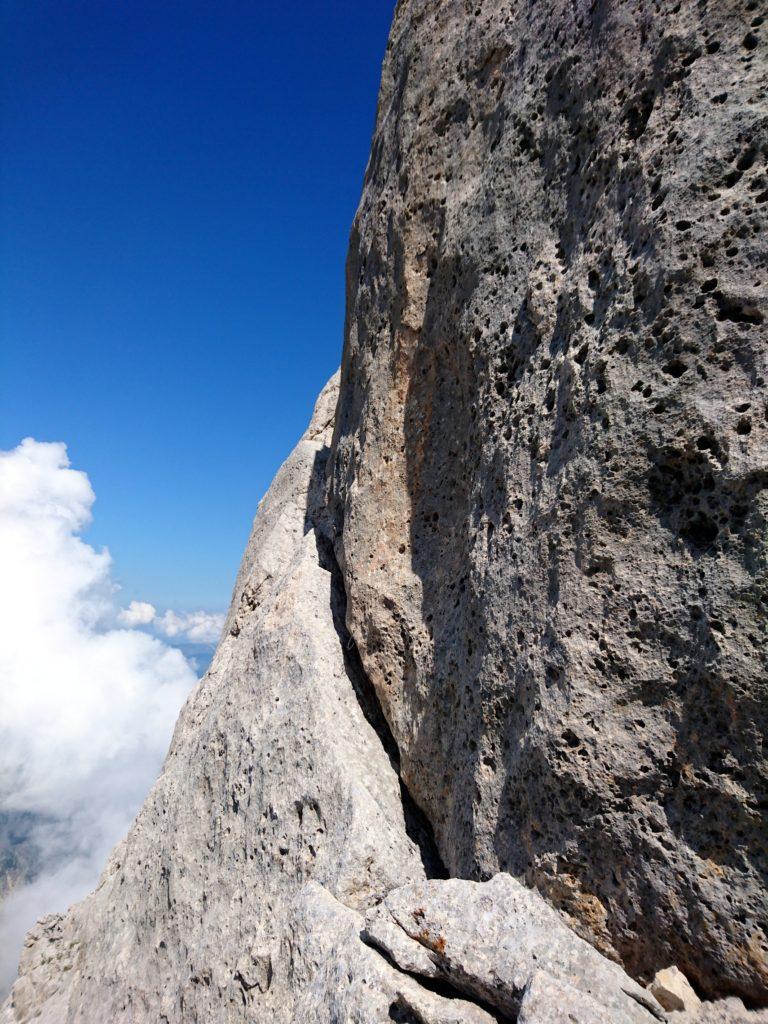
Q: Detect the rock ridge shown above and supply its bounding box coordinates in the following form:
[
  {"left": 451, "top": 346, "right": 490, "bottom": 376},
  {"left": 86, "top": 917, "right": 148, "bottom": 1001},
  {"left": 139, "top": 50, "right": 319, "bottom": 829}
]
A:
[{"left": 3, "top": 0, "right": 767, "bottom": 1021}]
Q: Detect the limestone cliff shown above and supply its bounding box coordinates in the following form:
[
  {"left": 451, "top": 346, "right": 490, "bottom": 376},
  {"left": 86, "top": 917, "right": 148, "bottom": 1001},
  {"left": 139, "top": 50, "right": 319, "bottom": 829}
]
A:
[
  {"left": 3, "top": 1, "right": 766, "bottom": 1022},
  {"left": 330, "top": 0, "right": 767, "bottom": 1003}
]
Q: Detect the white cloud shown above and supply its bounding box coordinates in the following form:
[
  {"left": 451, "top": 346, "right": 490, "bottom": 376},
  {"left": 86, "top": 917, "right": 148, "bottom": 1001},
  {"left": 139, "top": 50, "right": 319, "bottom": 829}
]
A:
[
  {"left": 116, "top": 593, "right": 224, "bottom": 646},
  {"left": 157, "top": 609, "right": 224, "bottom": 644},
  {"left": 118, "top": 599, "right": 156, "bottom": 627},
  {"left": 0, "top": 439, "right": 212, "bottom": 994}
]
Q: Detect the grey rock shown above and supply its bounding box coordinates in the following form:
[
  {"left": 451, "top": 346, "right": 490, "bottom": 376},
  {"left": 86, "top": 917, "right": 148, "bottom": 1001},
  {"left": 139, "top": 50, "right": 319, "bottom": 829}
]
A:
[
  {"left": 365, "top": 874, "right": 664, "bottom": 1022},
  {"left": 329, "top": 0, "right": 768, "bottom": 1002},
  {"left": 669, "top": 997, "right": 768, "bottom": 1024},
  {"left": 363, "top": 901, "right": 441, "bottom": 980},
  {"left": 517, "top": 971, "right": 633, "bottom": 1024},
  {"left": 4, "top": 0, "right": 767, "bottom": 1019},
  {"left": 651, "top": 966, "right": 702, "bottom": 1013},
  {"left": 1, "top": 375, "right": 429, "bottom": 1022},
  {"left": 288, "top": 882, "right": 497, "bottom": 1024}
]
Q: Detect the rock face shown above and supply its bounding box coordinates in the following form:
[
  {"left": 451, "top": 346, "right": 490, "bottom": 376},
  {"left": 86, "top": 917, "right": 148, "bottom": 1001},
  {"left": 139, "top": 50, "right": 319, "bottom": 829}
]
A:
[
  {"left": 3, "top": 0, "right": 767, "bottom": 1021},
  {"left": 0, "top": 384, "right": 664, "bottom": 1024},
  {"left": 1, "top": 377, "right": 431, "bottom": 1022},
  {"left": 329, "top": 0, "right": 768, "bottom": 1004}
]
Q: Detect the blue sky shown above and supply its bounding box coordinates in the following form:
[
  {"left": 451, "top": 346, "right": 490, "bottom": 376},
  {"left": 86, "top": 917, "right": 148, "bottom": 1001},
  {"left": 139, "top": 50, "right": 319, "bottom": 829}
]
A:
[{"left": 0, "top": 0, "right": 394, "bottom": 611}]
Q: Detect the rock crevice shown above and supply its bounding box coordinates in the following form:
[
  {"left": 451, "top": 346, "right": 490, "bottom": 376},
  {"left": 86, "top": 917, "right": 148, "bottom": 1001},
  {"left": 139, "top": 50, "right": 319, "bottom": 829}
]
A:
[
  {"left": 316, "top": 527, "right": 448, "bottom": 882},
  {"left": 3, "top": 0, "right": 767, "bottom": 1021},
  {"left": 329, "top": 0, "right": 767, "bottom": 1003}
]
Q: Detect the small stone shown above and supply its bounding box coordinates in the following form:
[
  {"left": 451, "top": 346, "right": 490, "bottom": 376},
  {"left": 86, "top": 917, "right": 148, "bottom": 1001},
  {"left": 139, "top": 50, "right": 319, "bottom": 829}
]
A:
[{"left": 650, "top": 966, "right": 702, "bottom": 1013}]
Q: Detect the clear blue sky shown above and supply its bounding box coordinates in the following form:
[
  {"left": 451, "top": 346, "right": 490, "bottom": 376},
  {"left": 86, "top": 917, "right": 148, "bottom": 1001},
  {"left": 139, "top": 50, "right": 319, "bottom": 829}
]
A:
[{"left": 1, "top": 0, "right": 394, "bottom": 611}]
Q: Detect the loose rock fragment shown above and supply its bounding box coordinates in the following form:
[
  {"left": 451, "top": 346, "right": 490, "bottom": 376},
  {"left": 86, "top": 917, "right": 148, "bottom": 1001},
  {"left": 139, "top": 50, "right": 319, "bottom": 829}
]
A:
[{"left": 650, "top": 966, "right": 702, "bottom": 1013}]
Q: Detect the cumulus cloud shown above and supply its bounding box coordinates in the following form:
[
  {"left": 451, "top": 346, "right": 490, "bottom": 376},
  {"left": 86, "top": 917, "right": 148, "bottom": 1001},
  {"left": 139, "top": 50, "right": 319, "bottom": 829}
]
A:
[
  {"left": 118, "top": 599, "right": 157, "bottom": 626},
  {"left": 116, "top": 601, "right": 224, "bottom": 644},
  {"left": 157, "top": 609, "right": 225, "bottom": 644},
  {"left": 0, "top": 439, "right": 221, "bottom": 994}
]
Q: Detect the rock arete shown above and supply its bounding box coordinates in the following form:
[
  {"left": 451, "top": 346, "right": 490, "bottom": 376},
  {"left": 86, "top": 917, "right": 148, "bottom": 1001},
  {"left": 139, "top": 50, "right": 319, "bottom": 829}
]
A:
[{"left": 3, "top": 1, "right": 766, "bottom": 1021}]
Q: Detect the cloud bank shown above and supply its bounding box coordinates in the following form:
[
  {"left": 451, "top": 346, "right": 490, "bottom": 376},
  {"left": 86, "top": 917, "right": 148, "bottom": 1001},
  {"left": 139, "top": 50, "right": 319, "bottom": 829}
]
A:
[
  {"left": 157, "top": 608, "right": 224, "bottom": 643},
  {"left": 0, "top": 439, "right": 222, "bottom": 993},
  {"left": 117, "top": 599, "right": 225, "bottom": 644}
]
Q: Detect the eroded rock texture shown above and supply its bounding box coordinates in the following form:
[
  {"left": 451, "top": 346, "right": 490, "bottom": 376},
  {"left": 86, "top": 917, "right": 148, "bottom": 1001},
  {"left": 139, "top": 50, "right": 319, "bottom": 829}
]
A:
[
  {"left": 329, "top": 0, "right": 768, "bottom": 1004},
  {"left": 1, "top": 384, "right": 668, "bottom": 1024},
  {"left": 3, "top": 0, "right": 767, "bottom": 1021},
  {"left": 1, "top": 379, "right": 432, "bottom": 1022}
]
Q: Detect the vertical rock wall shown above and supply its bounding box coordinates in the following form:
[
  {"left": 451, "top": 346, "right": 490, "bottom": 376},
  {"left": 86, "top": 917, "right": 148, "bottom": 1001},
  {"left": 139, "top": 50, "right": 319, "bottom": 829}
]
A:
[
  {"left": 3, "top": 1, "right": 767, "bottom": 1019},
  {"left": 329, "top": 0, "right": 767, "bottom": 1002}
]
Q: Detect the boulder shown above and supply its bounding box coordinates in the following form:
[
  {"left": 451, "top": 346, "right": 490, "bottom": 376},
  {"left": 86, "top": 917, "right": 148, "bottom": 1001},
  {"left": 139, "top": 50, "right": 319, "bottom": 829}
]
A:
[{"left": 364, "top": 874, "right": 664, "bottom": 1022}]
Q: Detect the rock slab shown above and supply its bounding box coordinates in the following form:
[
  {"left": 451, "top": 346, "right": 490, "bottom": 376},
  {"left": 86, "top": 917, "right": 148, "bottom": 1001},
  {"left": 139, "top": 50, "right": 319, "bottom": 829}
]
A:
[
  {"left": 329, "top": 0, "right": 768, "bottom": 1001},
  {"left": 3, "top": 0, "right": 768, "bottom": 1020},
  {"left": 1, "top": 376, "right": 431, "bottom": 1022},
  {"left": 364, "top": 874, "right": 665, "bottom": 1023}
]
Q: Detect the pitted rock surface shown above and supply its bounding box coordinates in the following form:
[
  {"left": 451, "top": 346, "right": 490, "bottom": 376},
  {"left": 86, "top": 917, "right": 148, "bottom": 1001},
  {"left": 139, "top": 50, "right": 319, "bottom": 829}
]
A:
[
  {"left": 3, "top": 0, "right": 767, "bottom": 1021},
  {"left": 329, "top": 0, "right": 768, "bottom": 1002}
]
